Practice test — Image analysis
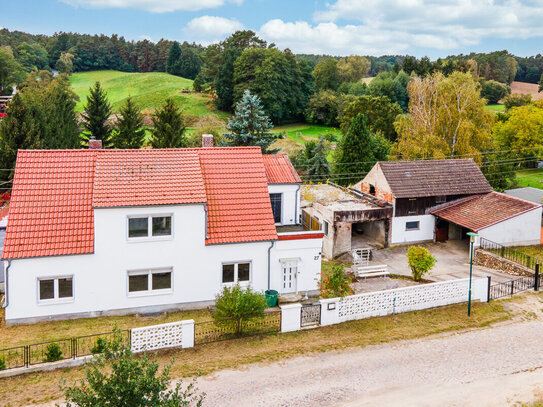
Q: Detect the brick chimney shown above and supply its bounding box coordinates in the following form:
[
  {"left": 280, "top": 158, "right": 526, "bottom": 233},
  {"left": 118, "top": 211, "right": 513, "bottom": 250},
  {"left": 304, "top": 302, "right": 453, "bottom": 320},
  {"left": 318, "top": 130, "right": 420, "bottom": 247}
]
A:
[
  {"left": 202, "top": 134, "right": 214, "bottom": 148},
  {"left": 89, "top": 136, "right": 102, "bottom": 150}
]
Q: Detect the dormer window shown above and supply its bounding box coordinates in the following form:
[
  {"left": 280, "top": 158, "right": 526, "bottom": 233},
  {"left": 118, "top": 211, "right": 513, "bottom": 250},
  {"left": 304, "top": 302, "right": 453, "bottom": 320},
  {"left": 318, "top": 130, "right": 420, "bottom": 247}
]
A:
[{"left": 128, "top": 215, "right": 172, "bottom": 239}]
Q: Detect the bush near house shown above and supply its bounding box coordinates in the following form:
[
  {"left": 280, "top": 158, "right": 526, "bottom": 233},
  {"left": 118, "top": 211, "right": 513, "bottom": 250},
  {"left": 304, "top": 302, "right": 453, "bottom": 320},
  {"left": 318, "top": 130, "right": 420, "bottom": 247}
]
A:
[
  {"left": 213, "top": 285, "right": 267, "bottom": 335},
  {"left": 44, "top": 343, "right": 63, "bottom": 362},
  {"left": 91, "top": 338, "right": 107, "bottom": 354},
  {"left": 319, "top": 264, "right": 354, "bottom": 298},
  {"left": 407, "top": 246, "right": 437, "bottom": 282}
]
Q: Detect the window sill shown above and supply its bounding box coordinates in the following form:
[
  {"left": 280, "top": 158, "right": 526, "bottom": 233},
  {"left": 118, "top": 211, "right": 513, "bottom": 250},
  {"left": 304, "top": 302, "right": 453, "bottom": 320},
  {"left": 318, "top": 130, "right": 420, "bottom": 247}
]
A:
[
  {"left": 127, "top": 236, "right": 173, "bottom": 243},
  {"left": 127, "top": 289, "right": 173, "bottom": 298},
  {"left": 405, "top": 229, "right": 420, "bottom": 231},
  {"left": 37, "top": 298, "right": 74, "bottom": 306},
  {"left": 222, "top": 282, "right": 250, "bottom": 287}
]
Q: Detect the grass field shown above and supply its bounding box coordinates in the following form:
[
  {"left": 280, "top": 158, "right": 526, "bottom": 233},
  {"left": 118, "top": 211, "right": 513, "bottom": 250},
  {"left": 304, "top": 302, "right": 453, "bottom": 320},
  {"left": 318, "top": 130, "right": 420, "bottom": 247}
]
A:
[
  {"left": 271, "top": 123, "right": 341, "bottom": 158},
  {"left": 516, "top": 168, "right": 543, "bottom": 189},
  {"left": 69, "top": 70, "right": 226, "bottom": 118},
  {"left": 485, "top": 103, "right": 506, "bottom": 112}
]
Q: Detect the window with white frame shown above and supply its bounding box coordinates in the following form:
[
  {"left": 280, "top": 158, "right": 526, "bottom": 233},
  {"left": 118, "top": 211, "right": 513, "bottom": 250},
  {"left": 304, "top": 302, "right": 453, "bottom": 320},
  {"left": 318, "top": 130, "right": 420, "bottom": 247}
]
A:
[
  {"left": 127, "top": 268, "right": 172, "bottom": 295},
  {"left": 324, "top": 221, "right": 329, "bottom": 236},
  {"left": 222, "top": 262, "right": 251, "bottom": 285},
  {"left": 270, "top": 194, "right": 282, "bottom": 223},
  {"left": 128, "top": 215, "right": 172, "bottom": 239},
  {"left": 405, "top": 221, "right": 420, "bottom": 231},
  {"left": 38, "top": 277, "right": 73, "bottom": 302}
]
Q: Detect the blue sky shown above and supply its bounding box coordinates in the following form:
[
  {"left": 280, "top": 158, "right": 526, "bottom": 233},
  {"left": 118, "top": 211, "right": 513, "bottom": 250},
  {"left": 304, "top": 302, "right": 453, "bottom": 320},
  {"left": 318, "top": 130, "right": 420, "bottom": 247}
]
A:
[{"left": 2, "top": 0, "right": 543, "bottom": 58}]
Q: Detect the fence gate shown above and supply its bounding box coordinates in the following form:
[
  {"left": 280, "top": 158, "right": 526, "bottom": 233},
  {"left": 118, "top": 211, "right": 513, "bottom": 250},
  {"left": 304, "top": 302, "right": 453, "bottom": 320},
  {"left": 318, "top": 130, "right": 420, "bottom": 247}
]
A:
[
  {"left": 489, "top": 275, "right": 536, "bottom": 300},
  {"left": 301, "top": 304, "right": 321, "bottom": 327}
]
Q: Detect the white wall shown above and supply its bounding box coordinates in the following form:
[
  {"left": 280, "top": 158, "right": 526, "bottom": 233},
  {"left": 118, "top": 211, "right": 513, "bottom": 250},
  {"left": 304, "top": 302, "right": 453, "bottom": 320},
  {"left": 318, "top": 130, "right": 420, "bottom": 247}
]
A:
[
  {"left": 477, "top": 207, "right": 542, "bottom": 247},
  {"left": 268, "top": 184, "right": 301, "bottom": 225},
  {"left": 270, "top": 236, "right": 322, "bottom": 294},
  {"left": 390, "top": 215, "right": 435, "bottom": 245}
]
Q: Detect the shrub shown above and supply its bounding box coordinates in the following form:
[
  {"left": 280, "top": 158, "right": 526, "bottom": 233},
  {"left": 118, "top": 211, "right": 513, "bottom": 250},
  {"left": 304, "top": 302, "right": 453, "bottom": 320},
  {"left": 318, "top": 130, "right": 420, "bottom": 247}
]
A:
[
  {"left": 503, "top": 93, "right": 532, "bottom": 110},
  {"left": 91, "top": 337, "right": 107, "bottom": 354},
  {"left": 319, "top": 264, "right": 354, "bottom": 298},
  {"left": 213, "top": 285, "right": 267, "bottom": 335},
  {"left": 44, "top": 343, "right": 63, "bottom": 362},
  {"left": 480, "top": 80, "right": 510, "bottom": 104},
  {"left": 407, "top": 246, "right": 436, "bottom": 282},
  {"left": 0, "top": 357, "right": 6, "bottom": 370}
]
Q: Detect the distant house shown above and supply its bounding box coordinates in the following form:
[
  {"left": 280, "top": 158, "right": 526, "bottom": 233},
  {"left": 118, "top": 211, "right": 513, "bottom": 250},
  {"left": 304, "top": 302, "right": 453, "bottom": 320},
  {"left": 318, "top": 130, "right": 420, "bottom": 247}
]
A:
[
  {"left": 351, "top": 159, "right": 542, "bottom": 248},
  {"left": 2, "top": 139, "right": 323, "bottom": 325},
  {"left": 505, "top": 187, "right": 543, "bottom": 207}
]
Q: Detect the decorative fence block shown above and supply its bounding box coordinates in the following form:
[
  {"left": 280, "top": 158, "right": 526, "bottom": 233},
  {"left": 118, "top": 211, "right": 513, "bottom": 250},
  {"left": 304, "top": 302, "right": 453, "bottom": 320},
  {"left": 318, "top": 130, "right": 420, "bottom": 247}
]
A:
[
  {"left": 131, "top": 319, "right": 194, "bottom": 353},
  {"left": 320, "top": 278, "right": 489, "bottom": 326}
]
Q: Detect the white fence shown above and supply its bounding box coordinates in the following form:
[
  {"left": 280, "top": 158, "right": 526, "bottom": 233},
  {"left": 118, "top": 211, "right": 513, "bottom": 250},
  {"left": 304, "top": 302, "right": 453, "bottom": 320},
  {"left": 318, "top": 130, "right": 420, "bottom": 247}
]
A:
[
  {"left": 131, "top": 319, "right": 194, "bottom": 353},
  {"left": 320, "top": 277, "right": 489, "bottom": 326}
]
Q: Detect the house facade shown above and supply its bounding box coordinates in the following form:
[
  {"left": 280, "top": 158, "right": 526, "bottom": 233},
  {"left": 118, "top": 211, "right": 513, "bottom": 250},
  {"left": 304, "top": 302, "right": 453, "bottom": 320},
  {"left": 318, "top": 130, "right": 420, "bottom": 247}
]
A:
[{"left": 2, "top": 145, "right": 323, "bottom": 325}]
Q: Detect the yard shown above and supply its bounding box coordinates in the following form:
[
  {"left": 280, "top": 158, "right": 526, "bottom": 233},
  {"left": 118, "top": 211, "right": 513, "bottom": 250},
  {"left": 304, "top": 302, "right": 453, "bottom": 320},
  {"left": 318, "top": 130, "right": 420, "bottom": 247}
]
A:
[
  {"left": 513, "top": 245, "right": 543, "bottom": 262},
  {"left": 0, "top": 298, "right": 511, "bottom": 406},
  {"left": 271, "top": 123, "right": 341, "bottom": 159},
  {"left": 516, "top": 168, "right": 543, "bottom": 189}
]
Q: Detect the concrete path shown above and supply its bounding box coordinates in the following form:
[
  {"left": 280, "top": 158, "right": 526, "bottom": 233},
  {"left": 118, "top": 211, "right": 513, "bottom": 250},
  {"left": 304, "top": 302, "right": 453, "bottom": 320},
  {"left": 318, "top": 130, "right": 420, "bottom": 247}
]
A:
[
  {"left": 196, "top": 316, "right": 543, "bottom": 406},
  {"left": 370, "top": 240, "right": 515, "bottom": 283}
]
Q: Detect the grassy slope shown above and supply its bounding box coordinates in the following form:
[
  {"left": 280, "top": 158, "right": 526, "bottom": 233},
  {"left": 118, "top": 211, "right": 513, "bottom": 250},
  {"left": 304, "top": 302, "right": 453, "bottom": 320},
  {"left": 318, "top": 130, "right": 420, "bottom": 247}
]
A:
[
  {"left": 69, "top": 70, "right": 226, "bottom": 117},
  {"left": 485, "top": 103, "right": 506, "bottom": 112},
  {"left": 516, "top": 168, "right": 543, "bottom": 189}
]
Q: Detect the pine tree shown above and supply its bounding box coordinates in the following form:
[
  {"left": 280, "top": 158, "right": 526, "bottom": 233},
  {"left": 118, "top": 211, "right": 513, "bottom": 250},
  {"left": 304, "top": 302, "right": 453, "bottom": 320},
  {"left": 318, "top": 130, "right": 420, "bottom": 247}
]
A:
[
  {"left": 334, "top": 114, "right": 389, "bottom": 186},
  {"left": 150, "top": 98, "right": 187, "bottom": 148},
  {"left": 81, "top": 81, "right": 113, "bottom": 147},
  {"left": 307, "top": 136, "right": 330, "bottom": 179},
  {"left": 0, "top": 94, "right": 41, "bottom": 181},
  {"left": 166, "top": 42, "right": 181, "bottom": 76},
  {"left": 223, "top": 90, "right": 278, "bottom": 154},
  {"left": 113, "top": 96, "right": 145, "bottom": 149},
  {"left": 43, "top": 76, "right": 80, "bottom": 149}
]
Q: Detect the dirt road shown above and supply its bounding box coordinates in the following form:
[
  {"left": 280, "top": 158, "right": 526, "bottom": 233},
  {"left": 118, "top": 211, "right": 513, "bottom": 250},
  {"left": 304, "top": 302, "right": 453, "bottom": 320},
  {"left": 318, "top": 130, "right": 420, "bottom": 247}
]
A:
[{"left": 197, "top": 317, "right": 543, "bottom": 406}]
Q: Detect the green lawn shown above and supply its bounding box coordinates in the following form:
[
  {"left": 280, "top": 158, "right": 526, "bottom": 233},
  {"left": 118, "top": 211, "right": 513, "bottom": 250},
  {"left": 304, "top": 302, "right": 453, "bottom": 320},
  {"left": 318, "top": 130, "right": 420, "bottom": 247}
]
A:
[
  {"left": 69, "top": 70, "right": 226, "bottom": 118},
  {"left": 272, "top": 124, "right": 341, "bottom": 144},
  {"left": 516, "top": 168, "right": 543, "bottom": 189},
  {"left": 485, "top": 103, "right": 506, "bottom": 112}
]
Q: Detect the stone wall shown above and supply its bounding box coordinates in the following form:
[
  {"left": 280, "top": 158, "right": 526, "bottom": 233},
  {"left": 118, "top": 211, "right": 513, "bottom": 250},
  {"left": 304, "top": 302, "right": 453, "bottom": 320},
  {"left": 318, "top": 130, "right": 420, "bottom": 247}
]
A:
[{"left": 474, "top": 249, "right": 534, "bottom": 277}]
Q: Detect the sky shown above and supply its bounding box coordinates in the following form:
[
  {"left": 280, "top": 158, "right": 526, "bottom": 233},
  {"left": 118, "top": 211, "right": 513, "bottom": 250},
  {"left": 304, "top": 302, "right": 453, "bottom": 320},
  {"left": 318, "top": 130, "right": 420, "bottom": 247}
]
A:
[{"left": 2, "top": 0, "right": 543, "bottom": 58}]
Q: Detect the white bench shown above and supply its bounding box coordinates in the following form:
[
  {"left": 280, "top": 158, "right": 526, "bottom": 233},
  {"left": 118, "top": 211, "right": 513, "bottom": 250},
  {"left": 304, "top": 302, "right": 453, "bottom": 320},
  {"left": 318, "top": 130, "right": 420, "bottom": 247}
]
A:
[{"left": 355, "top": 264, "right": 389, "bottom": 279}]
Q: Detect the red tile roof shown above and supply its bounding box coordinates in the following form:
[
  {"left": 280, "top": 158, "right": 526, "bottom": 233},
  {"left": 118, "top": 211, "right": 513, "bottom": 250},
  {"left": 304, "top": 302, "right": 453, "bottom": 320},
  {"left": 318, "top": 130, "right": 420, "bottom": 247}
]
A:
[
  {"left": 3, "top": 150, "right": 97, "bottom": 259},
  {"left": 93, "top": 149, "right": 206, "bottom": 207},
  {"left": 431, "top": 192, "right": 541, "bottom": 232},
  {"left": 262, "top": 154, "right": 301, "bottom": 184},
  {"left": 3, "top": 147, "right": 283, "bottom": 259},
  {"left": 198, "top": 148, "right": 278, "bottom": 244}
]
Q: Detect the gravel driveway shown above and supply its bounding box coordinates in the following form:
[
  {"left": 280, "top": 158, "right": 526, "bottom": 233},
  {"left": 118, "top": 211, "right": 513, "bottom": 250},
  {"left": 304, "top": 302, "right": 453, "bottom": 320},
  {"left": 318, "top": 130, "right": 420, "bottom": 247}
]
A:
[{"left": 197, "top": 315, "right": 543, "bottom": 406}]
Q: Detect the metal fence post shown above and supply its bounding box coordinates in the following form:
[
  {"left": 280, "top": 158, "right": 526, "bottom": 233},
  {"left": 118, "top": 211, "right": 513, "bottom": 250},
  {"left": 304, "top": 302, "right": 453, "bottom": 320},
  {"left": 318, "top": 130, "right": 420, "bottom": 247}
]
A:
[
  {"left": 511, "top": 280, "right": 515, "bottom": 297},
  {"left": 24, "top": 345, "right": 29, "bottom": 367},
  {"left": 535, "top": 264, "right": 540, "bottom": 292},
  {"left": 72, "top": 338, "right": 77, "bottom": 359},
  {"left": 487, "top": 276, "right": 492, "bottom": 302}
]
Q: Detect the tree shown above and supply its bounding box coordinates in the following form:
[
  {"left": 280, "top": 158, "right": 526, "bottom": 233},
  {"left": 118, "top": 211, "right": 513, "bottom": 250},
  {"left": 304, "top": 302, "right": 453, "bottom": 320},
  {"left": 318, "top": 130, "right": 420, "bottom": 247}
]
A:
[
  {"left": 150, "top": 98, "right": 187, "bottom": 148},
  {"left": 392, "top": 72, "right": 493, "bottom": 161},
  {"left": 16, "top": 42, "right": 49, "bottom": 71},
  {"left": 319, "top": 264, "right": 353, "bottom": 299},
  {"left": 334, "top": 113, "right": 390, "bottom": 185},
  {"left": 0, "top": 46, "right": 25, "bottom": 95},
  {"left": 213, "top": 285, "right": 267, "bottom": 335},
  {"left": 55, "top": 52, "right": 74, "bottom": 74},
  {"left": 113, "top": 96, "right": 146, "bottom": 149},
  {"left": 63, "top": 330, "right": 204, "bottom": 407},
  {"left": 337, "top": 56, "right": 371, "bottom": 83},
  {"left": 407, "top": 246, "right": 436, "bottom": 282},
  {"left": 339, "top": 95, "right": 402, "bottom": 141},
  {"left": 480, "top": 80, "right": 510, "bottom": 104},
  {"left": 314, "top": 58, "right": 341, "bottom": 91},
  {"left": 223, "top": 90, "right": 279, "bottom": 153},
  {"left": 307, "top": 136, "right": 330, "bottom": 179},
  {"left": 539, "top": 73, "right": 543, "bottom": 93},
  {"left": 165, "top": 41, "right": 181, "bottom": 75},
  {"left": 368, "top": 70, "right": 410, "bottom": 111},
  {"left": 305, "top": 90, "right": 339, "bottom": 127},
  {"left": 81, "top": 81, "right": 113, "bottom": 147},
  {"left": 493, "top": 101, "right": 543, "bottom": 160},
  {"left": 503, "top": 93, "right": 532, "bottom": 110}
]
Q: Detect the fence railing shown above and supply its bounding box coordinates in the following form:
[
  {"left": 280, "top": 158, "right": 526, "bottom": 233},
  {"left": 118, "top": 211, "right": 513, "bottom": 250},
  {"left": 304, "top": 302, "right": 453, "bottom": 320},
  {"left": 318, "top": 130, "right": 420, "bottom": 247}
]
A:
[
  {"left": 479, "top": 237, "right": 541, "bottom": 271},
  {"left": 488, "top": 273, "right": 540, "bottom": 300}
]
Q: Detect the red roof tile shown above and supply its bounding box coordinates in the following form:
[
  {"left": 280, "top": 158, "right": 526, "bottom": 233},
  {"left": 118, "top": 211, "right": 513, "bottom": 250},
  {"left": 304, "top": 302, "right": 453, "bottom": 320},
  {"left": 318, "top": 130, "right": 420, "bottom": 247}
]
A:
[
  {"left": 431, "top": 192, "right": 541, "bottom": 231},
  {"left": 3, "top": 147, "right": 283, "bottom": 259},
  {"left": 197, "top": 147, "right": 278, "bottom": 244},
  {"left": 93, "top": 150, "right": 206, "bottom": 207},
  {"left": 262, "top": 154, "right": 301, "bottom": 184}
]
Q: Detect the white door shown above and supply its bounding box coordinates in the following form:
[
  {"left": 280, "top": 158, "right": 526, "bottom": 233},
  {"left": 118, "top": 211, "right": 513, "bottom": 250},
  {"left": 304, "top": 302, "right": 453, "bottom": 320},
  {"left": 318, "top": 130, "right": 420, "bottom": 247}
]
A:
[{"left": 281, "top": 263, "right": 297, "bottom": 293}]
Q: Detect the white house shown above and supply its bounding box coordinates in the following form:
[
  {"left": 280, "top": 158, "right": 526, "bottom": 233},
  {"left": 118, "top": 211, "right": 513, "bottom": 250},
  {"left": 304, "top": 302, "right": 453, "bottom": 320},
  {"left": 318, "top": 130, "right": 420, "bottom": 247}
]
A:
[{"left": 1, "top": 143, "right": 323, "bottom": 325}]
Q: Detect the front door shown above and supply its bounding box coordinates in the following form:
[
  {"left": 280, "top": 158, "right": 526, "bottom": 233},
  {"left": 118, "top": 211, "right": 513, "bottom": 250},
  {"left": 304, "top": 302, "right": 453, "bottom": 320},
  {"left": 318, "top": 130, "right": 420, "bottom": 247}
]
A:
[
  {"left": 436, "top": 220, "right": 449, "bottom": 242},
  {"left": 281, "top": 263, "right": 297, "bottom": 293}
]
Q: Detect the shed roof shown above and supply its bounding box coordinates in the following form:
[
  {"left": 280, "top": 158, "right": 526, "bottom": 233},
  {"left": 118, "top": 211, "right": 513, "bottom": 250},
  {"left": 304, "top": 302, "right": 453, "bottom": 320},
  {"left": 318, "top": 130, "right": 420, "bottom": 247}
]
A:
[
  {"left": 377, "top": 159, "right": 492, "bottom": 198},
  {"left": 504, "top": 187, "right": 543, "bottom": 205},
  {"left": 262, "top": 154, "right": 301, "bottom": 184},
  {"left": 430, "top": 192, "right": 541, "bottom": 232}
]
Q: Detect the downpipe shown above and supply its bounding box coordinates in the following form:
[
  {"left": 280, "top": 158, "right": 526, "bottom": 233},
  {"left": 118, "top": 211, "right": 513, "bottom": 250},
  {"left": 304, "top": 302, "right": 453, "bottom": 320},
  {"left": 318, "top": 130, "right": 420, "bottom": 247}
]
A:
[
  {"left": 294, "top": 184, "right": 301, "bottom": 224},
  {"left": 267, "top": 240, "right": 276, "bottom": 291},
  {"left": 2, "top": 259, "right": 11, "bottom": 308}
]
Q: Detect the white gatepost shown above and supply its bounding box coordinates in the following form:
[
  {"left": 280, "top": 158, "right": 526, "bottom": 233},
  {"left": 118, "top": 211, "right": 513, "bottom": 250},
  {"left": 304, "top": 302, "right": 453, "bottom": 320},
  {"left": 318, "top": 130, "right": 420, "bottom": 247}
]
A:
[
  {"left": 319, "top": 298, "right": 340, "bottom": 326},
  {"left": 181, "top": 319, "right": 195, "bottom": 348},
  {"left": 280, "top": 303, "right": 302, "bottom": 332}
]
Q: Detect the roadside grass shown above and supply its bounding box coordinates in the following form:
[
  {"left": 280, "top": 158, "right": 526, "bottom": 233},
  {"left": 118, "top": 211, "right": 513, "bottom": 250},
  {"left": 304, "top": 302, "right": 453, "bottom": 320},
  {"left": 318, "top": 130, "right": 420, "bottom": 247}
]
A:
[
  {"left": 69, "top": 70, "right": 227, "bottom": 119},
  {"left": 0, "top": 299, "right": 511, "bottom": 406},
  {"left": 485, "top": 103, "right": 505, "bottom": 112},
  {"left": 512, "top": 245, "right": 543, "bottom": 262},
  {"left": 516, "top": 168, "right": 543, "bottom": 189}
]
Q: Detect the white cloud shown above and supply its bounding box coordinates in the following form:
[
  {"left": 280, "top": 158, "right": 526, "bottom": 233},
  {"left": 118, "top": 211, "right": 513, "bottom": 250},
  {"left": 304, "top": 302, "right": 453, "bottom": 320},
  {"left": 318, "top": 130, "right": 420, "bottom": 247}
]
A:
[
  {"left": 59, "top": 0, "right": 241, "bottom": 13},
  {"left": 259, "top": 1, "right": 543, "bottom": 55},
  {"left": 184, "top": 16, "right": 244, "bottom": 39}
]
